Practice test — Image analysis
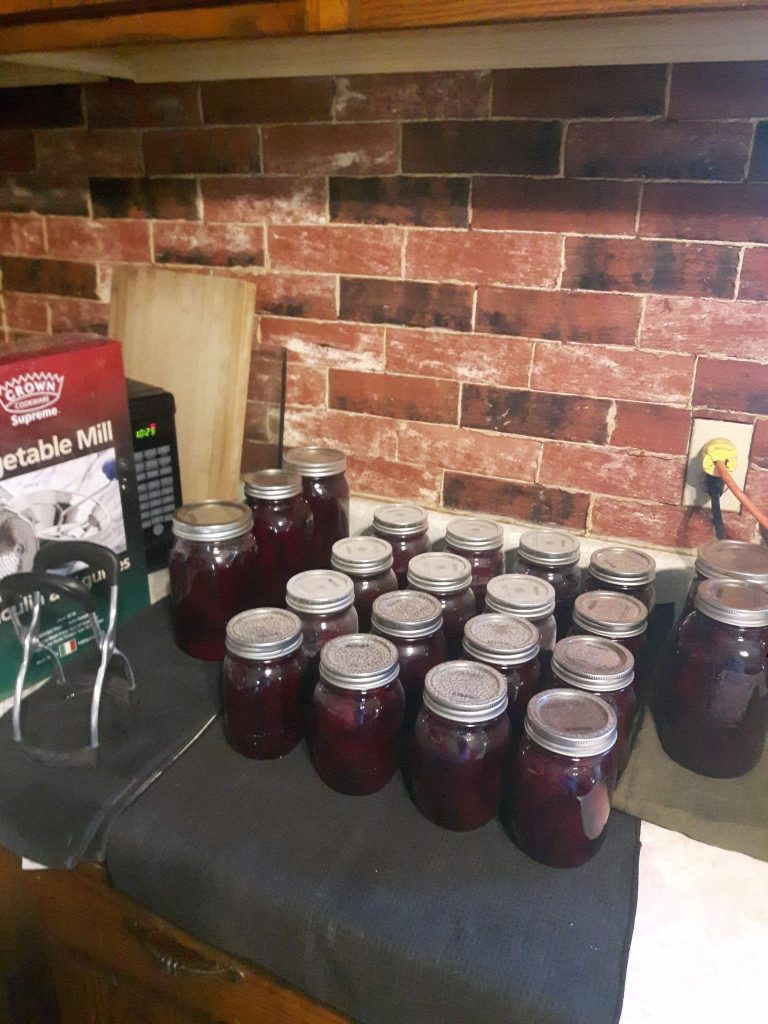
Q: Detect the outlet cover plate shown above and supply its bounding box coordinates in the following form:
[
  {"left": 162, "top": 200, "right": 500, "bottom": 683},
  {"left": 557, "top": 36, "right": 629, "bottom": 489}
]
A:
[{"left": 683, "top": 418, "right": 754, "bottom": 512}]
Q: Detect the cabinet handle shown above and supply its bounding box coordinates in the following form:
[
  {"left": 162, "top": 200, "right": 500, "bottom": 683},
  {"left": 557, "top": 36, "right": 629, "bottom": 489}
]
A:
[{"left": 126, "top": 919, "right": 245, "bottom": 983}]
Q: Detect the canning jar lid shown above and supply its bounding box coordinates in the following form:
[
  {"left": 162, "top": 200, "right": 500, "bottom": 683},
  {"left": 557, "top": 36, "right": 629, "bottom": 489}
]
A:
[
  {"left": 284, "top": 446, "right": 346, "bottom": 478},
  {"left": 462, "top": 613, "right": 540, "bottom": 666},
  {"left": 518, "top": 528, "right": 580, "bottom": 567},
  {"left": 525, "top": 689, "right": 617, "bottom": 758},
  {"left": 371, "top": 591, "right": 443, "bottom": 639},
  {"left": 423, "top": 660, "right": 508, "bottom": 724},
  {"left": 572, "top": 591, "right": 648, "bottom": 638},
  {"left": 373, "top": 503, "right": 429, "bottom": 536},
  {"left": 319, "top": 633, "right": 400, "bottom": 690},
  {"left": 172, "top": 500, "right": 252, "bottom": 542},
  {"left": 694, "top": 578, "right": 768, "bottom": 628},
  {"left": 331, "top": 537, "right": 393, "bottom": 576},
  {"left": 225, "top": 608, "right": 303, "bottom": 660},
  {"left": 589, "top": 546, "right": 656, "bottom": 586},
  {"left": 695, "top": 539, "right": 768, "bottom": 586},
  {"left": 485, "top": 574, "right": 556, "bottom": 619},
  {"left": 407, "top": 552, "right": 473, "bottom": 593},
  {"left": 285, "top": 570, "right": 354, "bottom": 614},
  {"left": 552, "top": 636, "right": 634, "bottom": 691},
  {"left": 445, "top": 517, "right": 504, "bottom": 552},
  {"left": 244, "top": 468, "right": 302, "bottom": 501}
]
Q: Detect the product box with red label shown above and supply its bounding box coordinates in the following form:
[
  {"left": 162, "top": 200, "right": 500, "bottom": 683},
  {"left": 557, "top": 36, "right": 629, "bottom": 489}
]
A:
[{"left": 0, "top": 334, "right": 149, "bottom": 699}]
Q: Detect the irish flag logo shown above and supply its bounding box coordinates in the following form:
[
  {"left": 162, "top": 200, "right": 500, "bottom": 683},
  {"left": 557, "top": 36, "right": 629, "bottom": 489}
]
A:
[{"left": 58, "top": 639, "right": 77, "bottom": 657}]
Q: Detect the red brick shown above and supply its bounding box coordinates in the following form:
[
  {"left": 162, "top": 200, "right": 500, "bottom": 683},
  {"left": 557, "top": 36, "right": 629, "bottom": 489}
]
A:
[
  {"left": 532, "top": 344, "right": 694, "bottom": 404},
  {"left": 472, "top": 177, "right": 638, "bottom": 236},
  {"left": 476, "top": 287, "right": 639, "bottom": 346},
  {"left": 0, "top": 256, "right": 97, "bottom": 298},
  {"left": 201, "top": 176, "right": 326, "bottom": 224},
  {"left": 269, "top": 225, "right": 402, "bottom": 277},
  {"left": 253, "top": 273, "right": 337, "bottom": 320},
  {"left": 461, "top": 385, "right": 610, "bottom": 445},
  {"left": 669, "top": 62, "right": 768, "bottom": 120},
  {"left": 261, "top": 317, "right": 385, "bottom": 370},
  {"left": 90, "top": 177, "right": 198, "bottom": 220},
  {"left": 202, "top": 77, "right": 334, "bottom": 124},
  {"left": 405, "top": 230, "right": 560, "bottom": 289},
  {"left": 0, "top": 173, "right": 88, "bottom": 216},
  {"left": 329, "top": 369, "right": 459, "bottom": 425},
  {"left": 591, "top": 496, "right": 755, "bottom": 549},
  {"left": 566, "top": 121, "right": 752, "bottom": 182},
  {"left": 153, "top": 222, "right": 264, "bottom": 267},
  {"left": 750, "top": 419, "right": 768, "bottom": 470},
  {"left": 48, "top": 296, "right": 109, "bottom": 335},
  {"left": 611, "top": 403, "right": 692, "bottom": 456},
  {"left": 748, "top": 122, "right": 768, "bottom": 182},
  {"left": 36, "top": 130, "right": 143, "bottom": 177},
  {"left": 262, "top": 124, "right": 398, "bottom": 175},
  {"left": 348, "top": 455, "right": 441, "bottom": 505},
  {"left": 334, "top": 71, "right": 489, "bottom": 120},
  {"left": 284, "top": 407, "right": 397, "bottom": 459},
  {"left": 398, "top": 421, "right": 539, "bottom": 480},
  {"left": 694, "top": 358, "right": 768, "bottom": 415},
  {"left": 84, "top": 81, "right": 201, "bottom": 127},
  {"left": 330, "top": 176, "right": 469, "bottom": 228},
  {"left": 46, "top": 217, "right": 150, "bottom": 262},
  {"left": 739, "top": 248, "right": 768, "bottom": 301},
  {"left": 284, "top": 362, "right": 327, "bottom": 407},
  {"left": 386, "top": 326, "right": 532, "bottom": 388},
  {"left": 0, "top": 132, "right": 35, "bottom": 172},
  {"left": 641, "top": 296, "right": 768, "bottom": 361},
  {"left": 540, "top": 442, "right": 684, "bottom": 504},
  {"left": 492, "top": 65, "right": 666, "bottom": 117},
  {"left": 0, "top": 214, "right": 45, "bottom": 256},
  {"left": 143, "top": 127, "right": 260, "bottom": 175},
  {"left": 641, "top": 183, "right": 768, "bottom": 244},
  {"left": 565, "top": 237, "right": 739, "bottom": 299},
  {"left": 444, "top": 470, "right": 589, "bottom": 530},
  {"left": 402, "top": 121, "right": 560, "bottom": 175},
  {"left": 0, "top": 86, "right": 82, "bottom": 129},
  {"left": 340, "top": 278, "right": 473, "bottom": 331},
  {"left": 744, "top": 466, "right": 768, "bottom": 509},
  {"left": 2, "top": 291, "right": 47, "bottom": 331}
]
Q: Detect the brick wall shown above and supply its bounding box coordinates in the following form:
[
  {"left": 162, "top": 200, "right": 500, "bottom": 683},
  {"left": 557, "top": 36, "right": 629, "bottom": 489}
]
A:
[{"left": 1, "top": 62, "right": 768, "bottom": 551}]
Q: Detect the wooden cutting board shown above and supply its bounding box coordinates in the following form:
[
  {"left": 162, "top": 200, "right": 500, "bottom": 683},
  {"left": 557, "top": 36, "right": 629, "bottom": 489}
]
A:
[{"left": 109, "top": 266, "right": 256, "bottom": 503}]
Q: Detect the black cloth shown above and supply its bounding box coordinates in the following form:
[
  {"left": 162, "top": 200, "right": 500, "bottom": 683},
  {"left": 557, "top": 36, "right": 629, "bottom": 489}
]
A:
[
  {"left": 106, "top": 720, "right": 640, "bottom": 1024},
  {"left": 0, "top": 599, "right": 219, "bottom": 868}
]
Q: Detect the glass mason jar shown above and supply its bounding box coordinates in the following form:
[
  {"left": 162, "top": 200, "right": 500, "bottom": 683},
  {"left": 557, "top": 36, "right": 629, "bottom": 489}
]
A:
[
  {"left": 514, "top": 529, "right": 581, "bottom": 637},
  {"left": 568, "top": 591, "right": 648, "bottom": 698},
  {"left": 283, "top": 446, "right": 349, "bottom": 570},
  {"left": 462, "top": 613, "right": 541, "bottom": 734},
  {"left": 223, "top": 607, "right": 306, "bottom": 760},
  {"left": 585, "top": 546, "right": 657, "bottom": 613},
  {"left": 372, "top": 503, "right": 430, "bottom": 589},
  {"left": 551, "top": 635, "right": 636, "bottom": 777},
  {"left": 485, "top": 573, "right": 557, "bottom": 684},
  {"left": 331, "top": 536, "right": 398, "bottom": 632},
  {"left": 407, "top": 552, "right": 476, "bottom": 659},
  {"left": 310, "top": 634, "right": 405, "bottom": 795},
  {"left": 682, "top": 539, "right": 768, "bottom": 619},
  {"left": 285, "top": 569, "right": 358, "bottom": 715},
  {"left": 244, "top": 468, "right": 313, "bottom": 608},
  {"left": 370, "top": 590, "right": 447, "bottom": 732},
  {"left": 445, "top": 517, "right": 505, "bottom": 612},
  {"left": 169, "top": 500, "right": 258, "bottom": 661},
  {"left": 660, "top": 579, "right": 768, "bottom": 778},
  {"left": 411, "top": 661, "right": 510, "bottom": 831},
  {"left": 505, "top": 689, "right": 618, "bottom": 868}
]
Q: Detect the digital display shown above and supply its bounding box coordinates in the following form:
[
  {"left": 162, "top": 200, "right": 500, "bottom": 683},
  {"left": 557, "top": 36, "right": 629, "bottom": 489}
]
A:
[{"left": 134, "top": 421, "right": 157, "bottom": 441}]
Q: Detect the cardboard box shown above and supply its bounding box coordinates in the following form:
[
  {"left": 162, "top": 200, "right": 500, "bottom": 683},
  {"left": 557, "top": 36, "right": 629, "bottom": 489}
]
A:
[{"left": 0, "top": 334, "right": 149, "bottom": 699}]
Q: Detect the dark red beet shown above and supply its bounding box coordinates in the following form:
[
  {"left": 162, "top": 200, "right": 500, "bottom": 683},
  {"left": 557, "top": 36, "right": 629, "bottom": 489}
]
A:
[{"left": 223, "top": 647, "right": 306, "bottom": 759}]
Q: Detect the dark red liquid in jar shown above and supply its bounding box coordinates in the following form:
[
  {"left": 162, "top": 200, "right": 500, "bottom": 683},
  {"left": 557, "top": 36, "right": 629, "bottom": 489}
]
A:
[
  {"left": 586, "top": 546, "right": 657, "bottom": 613},
  {"left": 584, "top": 575, "right": 656, "bottom": 612},
  {"left": 371, "top": 627, "right": 447, "bottom": 731},
  {"left": 516, "top": 556, "right": 580, "bottom": 637},
  {"left": 553, "top": 675, "right": 636, "bottom": 777},
  {"left": 223, "top": 647, "right": 305, "bottom": 760},
  {"left": 374, "top": 529, "right": 430, "bottom": 588},
  {"left": 351, "top": 571, "right": 399, "bottom": 631},
  {"left": 303, "top": 471, "right": 349, "bottom": 569},
  {"left": 446, "top": 544, "right": 504, "bottom": 612},
  {"left": 407, "top": 552, "right": 476, "bottom": 660},
  {"left": 245, "top": 492, "right": 313, "bottom": 608},
  {"left": 436, "top": 588, "right": 476, "bottom": 659},
  {"left": 491, "top": 659, "right": 541, "bottom": 733},
  {"left": 567, "top": 626, "right": 647, "bottom": 684}
]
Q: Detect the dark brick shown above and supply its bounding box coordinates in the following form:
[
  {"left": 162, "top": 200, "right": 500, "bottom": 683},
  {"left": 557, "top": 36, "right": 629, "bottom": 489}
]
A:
[
  {"left": 641, "top": 183, "right": 768, "bottom": 243},
  {"left": 263, "top": 123, "right": 397, "bottom": 176},
  {"left": 143, "top": 127, "right": 260, "bottom": 175},
  {"left": 335, "top": 71, "right": 489, "bottom": 120},
  {"left": 750, "top": 419, "right": 768, "bottom": 470},
  {"left": 402, "top": 121, "right": 560, "bottom": 175},
  {"left": 492, "top": 65, "right": 666, "bottom": 117},
  {"left": 0, "top": 132, "right": 35, "bottom": 172},
  {"left": 0, "top": 256, "right": 97, "bottom": 299},
  {"left": 90, "top": 177, "right": 198, "bottom": 220},
  {"left": 669, "top": 62, "right": 768, "bottom": 119},
  {"left": 444, "top": 470, "right": 590, "bottom": 530},
  {"left": 693, "top": 358, "right": 768, "bottom": 415},
  {"left": 461, "top": 385, "right": 611, "bottom": 444},
  {"left": 0, "top": 173, "right": 88, "bottom": 215},
  {"left": 565, "top": 237, "right": 739, "bottom": 299},
  {"left": 330, "top": 176, "right": 469, "bottom": 227},
  {"left": 0, "top": 86, "right": 82, "bottom": 129},
  {"left": 739, "top": 247, "right": 768, "bottom": 301},
  {"left": 36, "top": 129, "right": 143, "bottom": 177},
  {"left": 339, "top": 278, "right": 473, "bottom": 331},
  {"left": 201, "top": 77, "right": 334, "bottom": 124},
  {"left": 329, "top": 369, "right": 459, "bottom": 424},
  {"left": 472, "top": 177, "right": 638, "bottom": 235},
  {"left": 84, "top": 81, "right": 201, "bottom": 127},
  {"left": 748, "top": 122, "right": 768, "bottom": 182}
]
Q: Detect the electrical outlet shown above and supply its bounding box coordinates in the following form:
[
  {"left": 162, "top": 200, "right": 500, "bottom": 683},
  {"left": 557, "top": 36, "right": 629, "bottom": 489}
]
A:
[{"left": 683, "top": 418, "right": 754, "bottom": 512}]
